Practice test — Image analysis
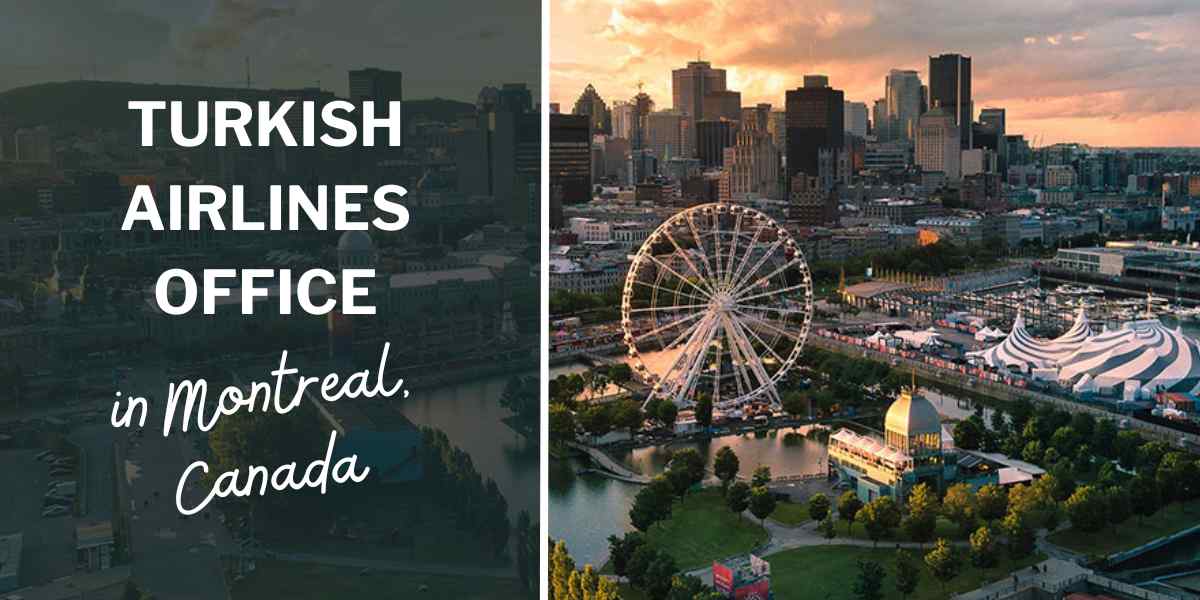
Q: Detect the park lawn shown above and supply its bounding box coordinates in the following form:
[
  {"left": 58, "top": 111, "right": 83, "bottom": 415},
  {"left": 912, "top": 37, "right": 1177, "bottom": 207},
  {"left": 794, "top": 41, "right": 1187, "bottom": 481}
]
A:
[
  {"left": 231, "top": 560, "right": 529, "bottom": 600},
  {"left": 645, "top": 488, "right": 769, "bottom": 570},
  {"left": 770, "top": 501, "right": 811, "bottom": 526},
  {"left": 768, "top": 545, "right": 1045, "bottom": 600},
  {"left": 841, "top": 516, "right": 965, "bottom": 544},
  {"left": 1047, "top": 499, "right": 1200, "bottom": 557}
]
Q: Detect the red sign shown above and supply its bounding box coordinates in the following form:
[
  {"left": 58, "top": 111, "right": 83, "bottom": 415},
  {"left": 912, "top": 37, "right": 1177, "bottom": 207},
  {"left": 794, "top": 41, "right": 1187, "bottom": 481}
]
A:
[
  {"left": 712, "top": 561, "right": 734, "bottom": 594},
  {"left": 734, "top": 578, "right": 770, "bottom": 600}
]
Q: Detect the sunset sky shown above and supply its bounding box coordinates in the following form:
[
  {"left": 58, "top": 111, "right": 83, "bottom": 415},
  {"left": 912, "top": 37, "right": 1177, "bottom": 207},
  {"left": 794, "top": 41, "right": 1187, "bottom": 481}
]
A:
[{"left": 551, "top": 0, "right": 1200, "bottom": 147}]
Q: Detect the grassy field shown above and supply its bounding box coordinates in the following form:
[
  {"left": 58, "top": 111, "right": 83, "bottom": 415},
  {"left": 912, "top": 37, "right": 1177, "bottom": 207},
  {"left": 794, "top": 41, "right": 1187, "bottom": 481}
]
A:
[
  {"left": 1047, "top": 499, "right": 1200, "bottom": 557},
  {"left": 768, "top": 545, "right": 1045, "bottom": 600},
  {"left": 645, "top": 488, "right": 769, "bottom": 570},
  {"left": 231, "top": 560, "right": 529, "bottom": 600},
  {"left": 770, "top": 501, "right": 812, "bottom": 526}
]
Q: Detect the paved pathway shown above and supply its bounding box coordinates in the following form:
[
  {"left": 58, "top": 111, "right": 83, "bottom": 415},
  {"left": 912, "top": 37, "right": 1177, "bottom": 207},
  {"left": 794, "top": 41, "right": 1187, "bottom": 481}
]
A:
[
  {"left": 261, "top": 550, "right": 517, "bottom": 580},
  {"left": 568, "top": 442, "right": 651, "bottom": 484}
]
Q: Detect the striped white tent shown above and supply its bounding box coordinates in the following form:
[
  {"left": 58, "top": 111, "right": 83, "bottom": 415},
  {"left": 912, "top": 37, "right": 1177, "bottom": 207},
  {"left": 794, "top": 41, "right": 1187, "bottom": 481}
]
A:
[
  {"left": 968, "top": 308, "right": 1093, "bottom": 370},
  {"left": 1056, "top": 319, "right": 1200, "bottom": 397}
]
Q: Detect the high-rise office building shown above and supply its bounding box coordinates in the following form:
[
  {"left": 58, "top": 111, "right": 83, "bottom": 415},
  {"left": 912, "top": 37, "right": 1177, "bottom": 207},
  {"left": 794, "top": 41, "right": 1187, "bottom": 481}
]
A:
[
  {"left": 672, "top": 61, "right": 727, "bottom": 155},
  {"left": 928, "top": 53, "right": 972, "bottom": 149},
  {"left": 741, "top": 103, "right": 771, "bottom": 133},
  {"left": 884, "top": 69, "right": 924, "bottom": 143},
  {"left": 803, "top": 74, "right": 829, "bottom": 89},
  {"left": 629, "top": 92, "right": 656, "bottom": 182},
  {"left": 844, "top": 101, "right": 869, "bottom": 139},
  {"left": 872, "top": 98, "right": 887, "bottom": 137},
  {"left": 785, "top": 75, "right": 844, "bottom": 191},
  {"left": 348, "top": 68, "right": 403, "bottom": 146},
  {"left": 573, "top": 84, "right": 612, "bottom": 135},
  {"left": 979, "top": 108, "right": 1006, "bottom": 136},
  {"left": 645, "top": 111, "right": 685, "bottom": 165},
  {"left": 696, "top": 120, "right": 738, "bottom": 168},
  {"left": 550, "top": 114, "right": 592, "bottom": 205},
  {"left": 915, "top": 107, "right": 961, "bottom": 180},
  {"left": 702, "top": 90, "right": 742, "bottom": 122},
  {"left": 611, "top": 101, "right": 634, "bottom": 140},
  {"left": 720, "top": 128, "right": 780, "bottom": 201}
]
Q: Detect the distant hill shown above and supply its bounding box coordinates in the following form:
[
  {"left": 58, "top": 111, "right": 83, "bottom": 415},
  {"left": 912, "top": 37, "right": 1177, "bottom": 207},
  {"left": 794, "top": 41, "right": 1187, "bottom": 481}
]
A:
[{"left": 0, "top": 80, "right": 476, "bottom": 133}]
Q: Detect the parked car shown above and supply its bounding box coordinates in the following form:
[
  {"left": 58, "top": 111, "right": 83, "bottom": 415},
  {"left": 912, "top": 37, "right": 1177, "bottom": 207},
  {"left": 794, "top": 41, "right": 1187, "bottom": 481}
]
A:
[{"left": 41, "top": 505, "right": 69, "bottom": 517}]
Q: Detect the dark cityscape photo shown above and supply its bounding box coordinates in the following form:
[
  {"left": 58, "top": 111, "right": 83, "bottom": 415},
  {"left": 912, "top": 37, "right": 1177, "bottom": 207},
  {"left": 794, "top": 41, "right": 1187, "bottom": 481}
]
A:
[
  {"left": 547, "top": 1, "right": 1200, "bottom": 599},
  {"left": 0, "top": 1, "right": 541, "bottom": 599}
]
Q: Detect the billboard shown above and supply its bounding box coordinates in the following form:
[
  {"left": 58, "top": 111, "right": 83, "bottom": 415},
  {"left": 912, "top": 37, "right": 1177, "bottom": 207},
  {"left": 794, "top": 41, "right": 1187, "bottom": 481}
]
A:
[
  {"left": 734, "top": 577, "right": 770, "bottom": 600},
  {"left": 712, "top": 561, "right": 734, "bottom": 595}
]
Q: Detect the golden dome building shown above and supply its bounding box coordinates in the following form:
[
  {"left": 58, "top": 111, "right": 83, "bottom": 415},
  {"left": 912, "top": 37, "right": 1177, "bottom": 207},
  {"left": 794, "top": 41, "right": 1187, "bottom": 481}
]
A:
[{"left": 828, "top": 386, "right": 947, "bottom": 503}]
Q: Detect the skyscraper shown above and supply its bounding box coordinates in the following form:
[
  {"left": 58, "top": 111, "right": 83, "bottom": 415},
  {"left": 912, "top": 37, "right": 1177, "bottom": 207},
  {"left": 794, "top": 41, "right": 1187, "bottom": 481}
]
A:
[
  {"left": 720, "top": 128, "right": 780, "bottom": 201},
  {"left": 348, "top": 68, "right": 403, "bottom": 146},
  {"left": 549, "top": 114, "right": 592, "bottom": 205},
  {"left": 979, "top": 108, "right": 1006, "bottom": 137},
  {"left": 696, "top": 120, "right": 738, "bottom": 168},
  {"left": 884, "top": 69, "right": 924, "bottom": 143},
  {"left": 629, "top": 91, "right": 656, "bottom": 182},
  {"left": 572, "top": 84, "right": 612, "bottom": 135},
  {"left": 702, "top": 90, "right": 742, "bottom": 121},
  {"left": 928, "top": 53, "right": 972, "bottom": 149},
  {"left": 785, "top": 76, "right": 844, "bottom": 191},
  {"left": 741, "top": 103, "right": 771, "bottom": 133},
  {"left": 672, "top": 61, "right": 727, "bottom": 155},
  {"left": 844, "top": 101, "right": 869, "bottom": 139},
  {"left": 915, "top": 107, "right": 960, "bottom": 180},
  {"left": 645, "top": 111, "right": 685, "bottom": 164}
]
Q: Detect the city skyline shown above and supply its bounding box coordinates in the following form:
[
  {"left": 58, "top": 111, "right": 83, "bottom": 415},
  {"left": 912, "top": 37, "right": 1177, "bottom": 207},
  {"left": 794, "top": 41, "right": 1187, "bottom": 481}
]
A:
[{"left": 551, "top": 0, "right": 1200, "bottom": 147}]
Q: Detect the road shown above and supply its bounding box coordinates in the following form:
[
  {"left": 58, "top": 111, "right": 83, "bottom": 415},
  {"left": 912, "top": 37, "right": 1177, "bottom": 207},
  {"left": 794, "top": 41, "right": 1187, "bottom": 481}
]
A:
[{"left": 122, "top": 362, "right": 234, "bottom": 600}]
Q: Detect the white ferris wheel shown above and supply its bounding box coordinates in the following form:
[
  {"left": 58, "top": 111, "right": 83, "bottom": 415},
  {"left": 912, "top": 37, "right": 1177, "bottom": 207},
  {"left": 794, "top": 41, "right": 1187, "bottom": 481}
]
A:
[{"left": 620, "top": 203, "right": 813, "bottom": 411}]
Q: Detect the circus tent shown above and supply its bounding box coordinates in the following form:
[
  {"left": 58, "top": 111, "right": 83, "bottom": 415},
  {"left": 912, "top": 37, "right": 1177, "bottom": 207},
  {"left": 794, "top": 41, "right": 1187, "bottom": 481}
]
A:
[
  {"left": 969, "top": 308, "right": 1200, "bottom": 398},
  {"left": 967, "top": 308, "right": 1093, "bottom": 370}
]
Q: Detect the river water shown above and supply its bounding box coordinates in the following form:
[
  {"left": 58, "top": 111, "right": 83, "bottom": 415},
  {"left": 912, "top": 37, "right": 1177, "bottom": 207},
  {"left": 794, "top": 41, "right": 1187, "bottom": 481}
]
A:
[{"left": 398, "top": 372, "right": 539, "bottom": 520}]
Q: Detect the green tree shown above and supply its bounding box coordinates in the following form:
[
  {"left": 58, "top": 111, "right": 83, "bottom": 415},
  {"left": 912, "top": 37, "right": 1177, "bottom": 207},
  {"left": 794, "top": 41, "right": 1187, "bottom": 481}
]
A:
[
  {"left": 1065, "top": 485, "right": 1108, "bottom": 533},
  {"left": 925, "top": 538, "right": 962, "bottom": 594},
  {"left": 630, "top": 476, "right": 675, "bottom": 532},
  {"left": 819, "top": 515, "right": 837, "bottom": 542},
  {"left": 808, "top": 492, "right": 831, "bottom": 522},
  {"left": 859, "top": 496, "right": 902, "bottom": 547},
  {"left": 1105, "top": 485, "right": 1133, "bottom": 530},
  {"left": 751, "top": 465, "right": 772, "bottom": 488},
  {"left": 749, "top": 486, "right": 778, "bottom": 524},
  {"left": 853, "top": 559, "right": 886, "bottom": 600},
  {"left": 666, "top": 448, "right": 706, "bottom": 498},
  {"left": 969, "top": 525, "right": 998, "bottom": 569},
  {"left": 595, "top": 578, "right": 620, "bottom": 600},
  {"left": 549, "top": 403, "right": 576, "bottom": 443},
  {"left": 713, "top": 446, "right": 740, "bottom": 493},
  {"left": 953, "top": 418, "right": 984, "bottom": 450},
  {"left": 726, "top": 481, "right": 751, "bottom": 520},
  {"left": 782, "top": 390, "right": 808, "bottom": 420},
  {"left": 894, "top": 548, "right": 920, "bottom": 600},
  {"left": 644, "top": 553, "right": 678, "bottom": 599},
  {"left": 607, "top": 531, "right": 646, "bottom": 577},
  {"left": 838, "top": 491, "right": 864, "bottom": 534},
  {"left": 515, "top": 511, "right": 536, "bottom": 590},
  {"left": 550, "top": 540, "right": 576, "bottom": 600},
  {"left": 576, "top": 403, "right": 614, "bottom": 438},
  {"left": 975, "top": 484, "right": 1008, "bottom": 524},
  {"left": 613, "top": 399, "right": 645, "bottom": 436},
  {"left": 942, "top": 482, "right": 977, "bottom": 537},
  {"left": 1129, "top": 474, "right": 1161, "bottom": 524},
  {"left": 903, "top": 483, "right": 938, "bottom": 546},
  {"left": 1001, "top": 511, "right": 1035, "bottom": 559}
]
